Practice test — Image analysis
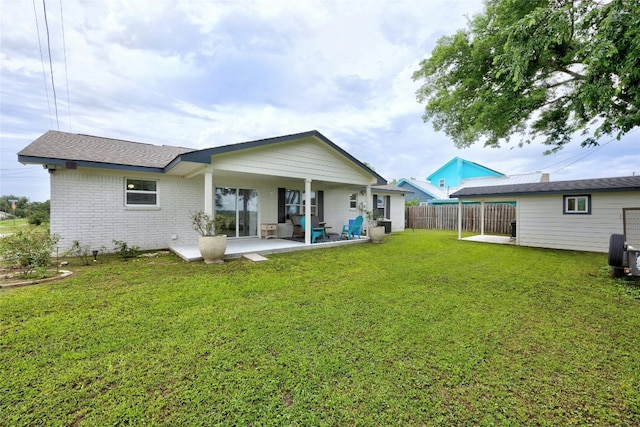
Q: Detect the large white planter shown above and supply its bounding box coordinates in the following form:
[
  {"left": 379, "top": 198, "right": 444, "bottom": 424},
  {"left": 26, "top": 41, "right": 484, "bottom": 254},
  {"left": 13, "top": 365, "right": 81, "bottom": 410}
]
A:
[
  {"left": 198, "top": 235, "right": 227, "bottom": 264},
  {"left": 368, "top": 226, "right": 385, "bottom": 244}
]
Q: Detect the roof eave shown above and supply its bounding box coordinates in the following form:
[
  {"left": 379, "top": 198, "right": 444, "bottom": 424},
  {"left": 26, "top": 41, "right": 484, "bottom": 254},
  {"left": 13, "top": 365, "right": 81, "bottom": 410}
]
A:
[{"left": 18, "top": 155, "right": 165, "bottom": 174}]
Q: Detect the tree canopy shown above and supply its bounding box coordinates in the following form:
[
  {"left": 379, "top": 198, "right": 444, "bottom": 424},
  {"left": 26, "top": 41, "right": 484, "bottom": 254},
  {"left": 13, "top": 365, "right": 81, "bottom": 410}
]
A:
[{"left": 413, "top": 0, "right": 640, "bottom": 152}]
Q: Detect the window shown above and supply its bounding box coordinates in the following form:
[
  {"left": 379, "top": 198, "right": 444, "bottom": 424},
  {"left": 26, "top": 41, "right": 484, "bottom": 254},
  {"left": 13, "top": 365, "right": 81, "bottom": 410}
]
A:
[
  {"left": 278, "top": 188, "right": 323, "bottom": 223},
  {"left": 563, "top": 195, "right": 591, "bottom": 214},
  {"left": 285, "top": 189, "right": 301, "bottom": 218},
  {"left": 284, "top": 189, "right": 316, "bottom": 218},
  {"left": 125, "top": 178, "right": 157, "bottom": 206},
  {"left": 439, "top": 179, "right": 445, "bottom": 188},
  {"left": 349, "top": 193, "right": 358, "bottom": 209}
]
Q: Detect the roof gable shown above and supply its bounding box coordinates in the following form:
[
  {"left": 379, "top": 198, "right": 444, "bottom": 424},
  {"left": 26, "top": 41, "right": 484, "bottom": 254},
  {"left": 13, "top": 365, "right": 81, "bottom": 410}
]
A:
[{"left": 427, "top": 157, "right": 504, "bottom": 187}]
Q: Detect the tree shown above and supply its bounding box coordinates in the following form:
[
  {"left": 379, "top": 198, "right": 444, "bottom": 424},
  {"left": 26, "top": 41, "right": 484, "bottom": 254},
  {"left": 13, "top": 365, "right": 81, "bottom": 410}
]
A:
[{"left": 413, "top": 0, "right": 640, "bottom": 152}]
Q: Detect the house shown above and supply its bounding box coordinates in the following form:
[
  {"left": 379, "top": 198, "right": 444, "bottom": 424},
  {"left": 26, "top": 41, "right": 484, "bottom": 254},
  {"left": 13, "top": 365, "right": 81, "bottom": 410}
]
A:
[
  {"left": 18, "top": 130, "right": 408, "bottom": 252},
  {"left": 427, "top": 157, "right": 504, "bottom": 189},
  {"left": 397, "top": 157, "right": 548, "bottom": 205},
  {"left": 450, "top": 175, "right": 640, "bottom": 253}
]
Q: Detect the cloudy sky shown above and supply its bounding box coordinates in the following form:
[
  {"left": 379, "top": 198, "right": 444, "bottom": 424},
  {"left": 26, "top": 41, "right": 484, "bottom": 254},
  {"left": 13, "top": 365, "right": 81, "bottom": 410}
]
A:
[{"left": 1, "top": 0, "right": 638, "bottom": 202}]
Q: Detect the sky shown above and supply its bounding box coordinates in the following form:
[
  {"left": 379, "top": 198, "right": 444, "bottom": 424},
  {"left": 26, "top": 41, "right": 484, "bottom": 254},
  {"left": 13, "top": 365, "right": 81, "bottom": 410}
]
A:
[{"left": 1, "top": 0, "right": 639, "bottom": 202}]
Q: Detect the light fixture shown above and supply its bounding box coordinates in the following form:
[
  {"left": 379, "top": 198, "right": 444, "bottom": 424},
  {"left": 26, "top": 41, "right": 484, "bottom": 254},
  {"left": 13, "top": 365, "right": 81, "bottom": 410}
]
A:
[{"left": 127, "top": 183, "right": 135, "bottom": 189}]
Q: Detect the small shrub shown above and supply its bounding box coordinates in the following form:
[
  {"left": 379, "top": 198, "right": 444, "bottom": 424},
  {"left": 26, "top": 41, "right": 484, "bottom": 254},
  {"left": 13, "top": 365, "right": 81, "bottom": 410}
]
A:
[
  {"left": 112, "top": 239, "right": 141, "bottom": 261},
  {"left": 0, "top": 231, "right": 60, "bottom": 276},
  {"left": 65, "top": 240, "right": 92, "bottom": 266},
  {"left": 27, "top": 213, "right": 45, "bottom": 227}
]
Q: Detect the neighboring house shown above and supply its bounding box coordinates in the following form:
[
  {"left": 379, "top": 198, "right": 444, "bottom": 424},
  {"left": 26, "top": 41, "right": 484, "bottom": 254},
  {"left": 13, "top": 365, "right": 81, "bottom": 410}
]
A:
[
  {"left": 18, "top": 130, "right": 408, "bottom": 251},
  {"left": 450, "top": 175, "right": 640, "bottom": 253},
  {"left": 428, "top": 157, "right": 503, "bottom": 189},
  {"left": 397, "top": 162, "right": 549, "bottom": 205}
]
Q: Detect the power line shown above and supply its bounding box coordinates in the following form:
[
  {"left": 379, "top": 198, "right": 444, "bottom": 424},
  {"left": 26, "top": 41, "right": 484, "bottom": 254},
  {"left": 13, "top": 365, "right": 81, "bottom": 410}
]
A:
[
  {"left": 32, "top": 0, "right": 53, "bottom": 129},
  {"left": 59, "top": 0, "right": 72, "bottom": 131},
  {"left": 549, "top": 129, "right": 639, "bottom": 174},
  {"left": 41, "top": 0, "right": 60, "bottom": 130}
]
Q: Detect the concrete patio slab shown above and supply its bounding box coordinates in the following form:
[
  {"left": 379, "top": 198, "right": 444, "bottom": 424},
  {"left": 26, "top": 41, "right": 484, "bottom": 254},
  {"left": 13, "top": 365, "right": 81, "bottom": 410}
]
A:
[
  {"left": 461, "top": 235, "right": 516, "bottom": 245},
  {"left": 170, "top": 236, "right": 368, "bottom": 262}
]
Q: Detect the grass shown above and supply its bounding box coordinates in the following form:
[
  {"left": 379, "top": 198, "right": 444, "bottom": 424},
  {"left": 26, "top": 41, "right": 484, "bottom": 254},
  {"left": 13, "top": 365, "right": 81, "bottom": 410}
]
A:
[
  {"left": 1, "top": 230, "right": 639, "bottom": 425},
  {"left": 0, "top": 218, "right": 48, "bottom": 234}
]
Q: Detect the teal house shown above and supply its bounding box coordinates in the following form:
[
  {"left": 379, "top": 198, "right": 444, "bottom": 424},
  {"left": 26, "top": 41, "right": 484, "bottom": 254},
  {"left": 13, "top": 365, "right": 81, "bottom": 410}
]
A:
[
  {"left": 397, "top": 157, "right": 546, "bottom": 205},
  {"left": 427, "top": 157, "right": 503, "bottom": 189}
]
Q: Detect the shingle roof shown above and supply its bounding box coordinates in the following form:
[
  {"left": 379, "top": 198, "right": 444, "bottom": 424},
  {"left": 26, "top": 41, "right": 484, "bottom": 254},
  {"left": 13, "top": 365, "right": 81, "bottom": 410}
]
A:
[
  {"left": 450, "top": 175, "right": 640, "bottom": 198},
  {"left": 18, "top": 130, "right": 388, "bottom": 185},
  {"left": 371, "top": 184, "right": 413, "bottom": 194},
  {"left": 18, "top": 130, "right": 194, "bottom": 169}
]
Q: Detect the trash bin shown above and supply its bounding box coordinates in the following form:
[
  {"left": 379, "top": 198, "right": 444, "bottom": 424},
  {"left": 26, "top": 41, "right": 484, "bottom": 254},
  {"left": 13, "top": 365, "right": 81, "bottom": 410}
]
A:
[
  {"left": 378, "top": 220, "right": 392, "bottom": 234},
  {"left": 510, "top": 220, "right": 516, "bottom": 238}
]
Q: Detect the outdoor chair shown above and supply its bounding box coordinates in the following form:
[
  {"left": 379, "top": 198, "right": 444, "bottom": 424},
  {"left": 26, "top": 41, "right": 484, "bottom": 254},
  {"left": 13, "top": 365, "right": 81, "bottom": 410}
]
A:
[
  {"left": 291, "top": 214, "right": 304, "bottom": 238},
  {"left": 300, "top": 216, "right": 326, "bottom": 243},
  {"left": 341, "top": 215, "right": 363, "bottom": 240}
]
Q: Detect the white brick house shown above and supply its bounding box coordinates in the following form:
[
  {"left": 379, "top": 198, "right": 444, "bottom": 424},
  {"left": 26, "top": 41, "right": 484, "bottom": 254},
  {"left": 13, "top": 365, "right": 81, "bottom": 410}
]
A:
[{"left": 18, "top": 130, "right": 408, "bottom": 251}]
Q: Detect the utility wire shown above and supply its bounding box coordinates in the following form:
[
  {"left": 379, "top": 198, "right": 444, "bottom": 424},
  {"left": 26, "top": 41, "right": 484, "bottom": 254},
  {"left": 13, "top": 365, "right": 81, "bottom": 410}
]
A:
[
  {"left": 59, "top": 0, "right": 72, "bottom": 131},
  {"left": 549, "top": 128, "right": 639, "bottom": 174},
  {"left": 32, "top": 0, "right": 53, "bottom": 129},
  {"left": 42, "top": 0, "right": 60, "bottom": 130}
]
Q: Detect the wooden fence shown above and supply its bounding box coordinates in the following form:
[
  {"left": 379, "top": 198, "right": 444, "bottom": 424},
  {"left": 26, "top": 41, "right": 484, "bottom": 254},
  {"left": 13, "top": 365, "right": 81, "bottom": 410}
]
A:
[{"left": 405, "top": 204, "right": 516, "bottom": 234}]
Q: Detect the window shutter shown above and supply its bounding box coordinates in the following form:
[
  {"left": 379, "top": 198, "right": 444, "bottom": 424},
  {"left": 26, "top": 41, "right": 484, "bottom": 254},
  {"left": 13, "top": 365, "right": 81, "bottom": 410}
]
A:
[
  {"left": 386, "top": 195, "right": 391, "bottom": 219},
  {"left": 278, "top": 188, "right": 286, "bottom": 223}
]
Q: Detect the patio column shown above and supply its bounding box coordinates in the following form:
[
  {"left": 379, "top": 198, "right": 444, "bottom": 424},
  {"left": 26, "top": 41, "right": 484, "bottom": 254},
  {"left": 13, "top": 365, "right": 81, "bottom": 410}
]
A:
[
  {"left": 480, "top": 200, "right": 485, "bottom": 236},
  {"left": 366, "top": 185, "right": 372, "bottom": 231},
  {"left": 457, "top": 199, "right": 462, "bottom": 240},
  {"left": 304, "top": 178, "right": 312, "bottom": 245},
  {"left": 204, "top": 170, "right": 214, "bottom": 216}
]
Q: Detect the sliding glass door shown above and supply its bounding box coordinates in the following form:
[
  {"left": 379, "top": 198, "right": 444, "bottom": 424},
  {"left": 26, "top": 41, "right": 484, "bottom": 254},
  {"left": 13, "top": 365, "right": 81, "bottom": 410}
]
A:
[{"left": 215, "top": 187, "right": 258, "bottom": 237}]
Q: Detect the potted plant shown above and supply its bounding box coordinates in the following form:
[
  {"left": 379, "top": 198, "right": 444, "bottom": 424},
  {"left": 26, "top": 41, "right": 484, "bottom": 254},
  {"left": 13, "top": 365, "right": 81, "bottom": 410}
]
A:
[
  {"left": 365, "top": 210, "right": 385, "bottom": 244},
  {"left": 191, "top": 210, "right": 227, "bottom": 264}
]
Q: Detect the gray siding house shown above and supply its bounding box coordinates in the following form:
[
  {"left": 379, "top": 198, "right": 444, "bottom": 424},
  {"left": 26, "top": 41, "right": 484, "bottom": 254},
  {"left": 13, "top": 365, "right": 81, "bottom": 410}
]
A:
[{"left": 451, "top": 176, "right": 640, "bottom": 253}]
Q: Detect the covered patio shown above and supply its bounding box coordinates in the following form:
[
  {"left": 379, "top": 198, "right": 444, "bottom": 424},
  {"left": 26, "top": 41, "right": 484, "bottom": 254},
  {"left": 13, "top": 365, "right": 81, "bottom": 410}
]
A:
[{"left": 170, "top": 236, "right": 369, "bottom": 262}]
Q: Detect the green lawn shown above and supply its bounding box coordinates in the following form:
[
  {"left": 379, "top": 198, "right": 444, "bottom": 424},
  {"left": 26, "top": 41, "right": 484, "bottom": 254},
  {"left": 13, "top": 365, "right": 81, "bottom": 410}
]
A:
[
  {"left": 1, "top": 230, "right": 639, "bottom": 425},
  {"left": 0, "top": 218, "right": 48, "bottom": 234}
]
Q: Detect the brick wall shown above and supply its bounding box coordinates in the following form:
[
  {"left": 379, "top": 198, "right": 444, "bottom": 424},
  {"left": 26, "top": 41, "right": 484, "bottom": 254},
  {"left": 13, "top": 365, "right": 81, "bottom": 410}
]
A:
[{"left": 51, "top": 169, "right": 203, "bottom": 252}]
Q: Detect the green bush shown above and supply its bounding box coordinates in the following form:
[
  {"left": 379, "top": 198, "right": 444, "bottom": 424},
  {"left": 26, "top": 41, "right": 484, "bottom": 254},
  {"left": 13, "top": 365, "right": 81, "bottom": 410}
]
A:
[
  {"left": 0, "top": 231, "right": 60, "bottom": 275},
  {"left": 27, "top": 213, "right": 45, "bottom": 226},
  {"left": 112, "top": 239, "right": 141, "bottom": 261},
  {"left": 65, "top": 240, "right": 91, "bottom": 266}
]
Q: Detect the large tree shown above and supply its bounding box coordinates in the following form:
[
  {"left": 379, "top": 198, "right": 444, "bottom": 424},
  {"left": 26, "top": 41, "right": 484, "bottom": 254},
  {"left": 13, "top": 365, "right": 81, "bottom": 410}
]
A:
[{"left": 413, "top": 0, "right": 640, "bottom": 152}]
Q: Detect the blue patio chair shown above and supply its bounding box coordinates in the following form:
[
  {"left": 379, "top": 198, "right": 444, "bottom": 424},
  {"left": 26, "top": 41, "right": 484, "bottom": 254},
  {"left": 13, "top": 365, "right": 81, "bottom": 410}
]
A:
[
  {"left": 300, "top": 216, "right": 326, "bottom": 243},
  {"left": 341, "top": 215, "right": 363, "bottom": 240}
]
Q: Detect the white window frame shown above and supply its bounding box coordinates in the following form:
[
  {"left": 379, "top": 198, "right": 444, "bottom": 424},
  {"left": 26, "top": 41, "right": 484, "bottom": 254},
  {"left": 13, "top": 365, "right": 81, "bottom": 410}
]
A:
[
  {"left": 349, "top": 193, "right": 358, "bottom": 209},
  {"left": 125, "top": 178, "right": 158, "bottom": 207},
  {"left": 563, "top": 194, "right": 591, "bottom": 214}
]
